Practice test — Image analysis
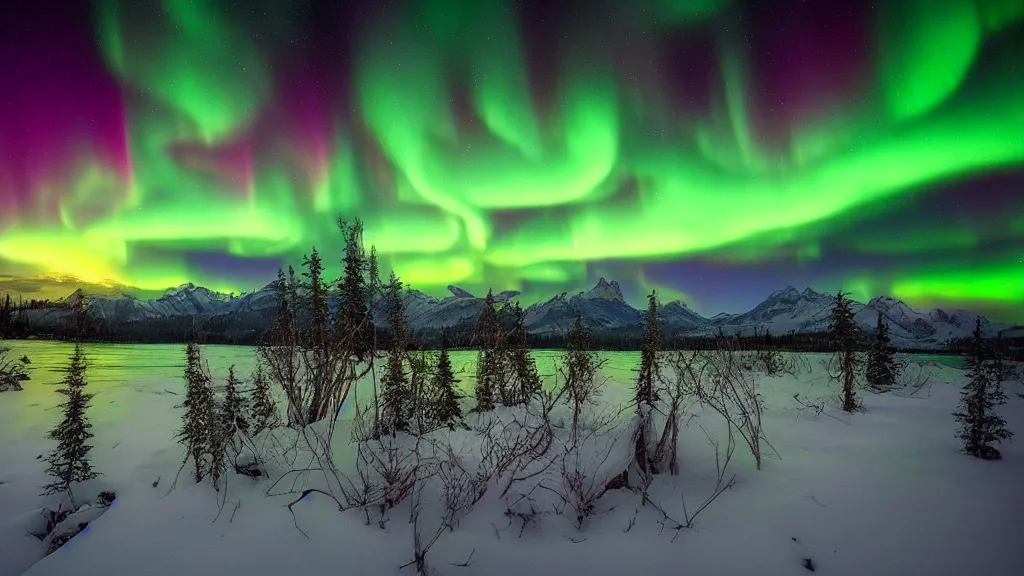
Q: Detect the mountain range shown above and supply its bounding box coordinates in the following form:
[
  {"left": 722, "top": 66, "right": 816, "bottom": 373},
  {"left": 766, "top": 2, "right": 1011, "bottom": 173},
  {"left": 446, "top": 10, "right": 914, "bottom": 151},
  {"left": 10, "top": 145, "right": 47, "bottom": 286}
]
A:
[{"left": 8, "top": 277, "right": 1011, "bottom": 349}]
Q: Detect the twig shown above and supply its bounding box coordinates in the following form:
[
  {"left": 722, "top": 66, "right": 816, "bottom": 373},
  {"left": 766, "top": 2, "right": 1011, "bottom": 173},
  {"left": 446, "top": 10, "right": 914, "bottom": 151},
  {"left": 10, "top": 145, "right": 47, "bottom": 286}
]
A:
[{"left": 450, "top": 549, "right": 476, "bottom": 567}]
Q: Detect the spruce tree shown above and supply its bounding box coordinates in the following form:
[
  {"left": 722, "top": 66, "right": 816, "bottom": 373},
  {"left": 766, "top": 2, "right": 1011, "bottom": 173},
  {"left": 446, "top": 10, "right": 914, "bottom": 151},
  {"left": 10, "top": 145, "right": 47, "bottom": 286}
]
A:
[
  {"left": 178, "top": 342, "right": 215, "bottom": 482},
  {"left": 473, "top": 289, "right": 502, "bottom": 412},
  {"left": 337, "top": 218, "right": 372, "bottom": 362},
  {"left": 954, "top": 319, "right": 1013, "bottom": 459},
  {"left": 828, "top": 291, "right": 861, "bottom": 412},
  {"left": 209, "top": 366, "right": 246, "bottom": 489},
  {"left": 564, "top": 314, "right": 599, "bottom": 444},
  {"left": 866, "top": 313, "right": 898, "bottom": 389},
  {"left": 271, "top": 266, "right": 297, "bottom": 344},
  {"left": 301, "top": 248, "right": 331, "bottom": 422},
  {"left": 634, "top": 291, "right": 662, "bottom": 477},
  {"left": 248, "top": 363, "right": 278, "bottom": 434},
  {"left": 381, "top": 271, "right": 409, "bottom": 434},
  {"left": 431, "top": 334, "right": 462, "bottom": 430},
  {"left": 222, "top": 365, "right": 248, "bottom": 438},
  {"left": 636, "top": 291, "right": 661, "bottom": 406},
  {"left": 42, "top": 343, "right": 97, "bottom": 505},
  {"left": 508, "top": 302, "right": 540, "bottom": 404}
]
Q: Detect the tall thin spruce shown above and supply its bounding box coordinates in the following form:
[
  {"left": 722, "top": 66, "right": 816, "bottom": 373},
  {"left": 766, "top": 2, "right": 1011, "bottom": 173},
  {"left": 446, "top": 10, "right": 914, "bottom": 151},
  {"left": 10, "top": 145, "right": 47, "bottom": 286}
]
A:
[
  {"left": 564, "top": 314, "right": 599, "bottom": 446},
  {"left": 828, "top": 291, "right": 861, "bottom": 412},
  {"left": 866, "top": 313, "right": 898, "bottom": 389},
  {"left": 177, "top": 342, "right": 215, "bottom": 482},
  {"left": 473, "top": 289, "right": 501, "bottom": 412},
  {"left": 381, "top": 271, "right": 410, "bottom": 434},
  {"left": 247, "top": 363, "right": 278, "bottom": 435},
  {"left": 431, "top": 332, "right": 463, "bottom": 430},
  {"left": 508, "top": 301, "right": 541, "bottom": 404},
  {"left": 953, "top": 319, "right": 1013, "bottom": 459},
  {"left": 633, "top": 291, "right": 662, "bottom": 480},
  {"left": 42, "top": 343, "right": 97, "bottom": 507}
]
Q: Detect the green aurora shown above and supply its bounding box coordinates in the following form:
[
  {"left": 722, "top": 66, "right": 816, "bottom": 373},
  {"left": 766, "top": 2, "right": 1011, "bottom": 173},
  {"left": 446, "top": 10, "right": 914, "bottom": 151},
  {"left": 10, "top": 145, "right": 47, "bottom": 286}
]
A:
[{"left": 0, "top": 0, "right": 1021, "bottom": 320}]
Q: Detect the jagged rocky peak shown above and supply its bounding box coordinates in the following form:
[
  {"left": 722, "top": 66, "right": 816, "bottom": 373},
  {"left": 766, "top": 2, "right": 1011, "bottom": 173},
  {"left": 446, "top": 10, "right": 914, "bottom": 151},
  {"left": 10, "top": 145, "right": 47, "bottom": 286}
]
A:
[
  {"left": 63, "top": 288, "right": 86, "bottom": 300},
  {"left": 663, "top": 300, "right": 690, "bottom": 310},
  {"left": 169, "top": 282, "right": 196, "bottom": 294},
  {"left": 494, "top": 290, "right": 521, "bottom": 302},
  {"left": 447, "top": 285, "right": 475, "bottom": 299},
  {"left": 771, "top": 285, "right": 800, "bottom": 300},
  {"left": 585, "top": 277, "right": 624, "bottom": 301},
  {"left": 802, "top": 287, "right": 821, "bottom": 299},
  {"left": 869, "top": 295, "right": 901, "bottom": 308}
]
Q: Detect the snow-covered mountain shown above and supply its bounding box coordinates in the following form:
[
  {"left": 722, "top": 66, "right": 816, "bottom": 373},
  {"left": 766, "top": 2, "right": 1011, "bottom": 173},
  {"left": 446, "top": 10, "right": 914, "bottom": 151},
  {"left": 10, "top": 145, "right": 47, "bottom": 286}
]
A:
[
  {"left": 524, "top": 278, "right": 642, "bottom": 334},
  {"left": 705, "top": 287, "right": 1006, "bottom": 347},
  {"left": 13, "top": 278, "right": 1010, "bottom": 349},
  {"left": 709, "top": 286, "right": 837, "bottom": 335},
  {"left": 661, "top": 300, "right": 710, "bottom": 331},
  {"left": 445, "top": 285, "right": 521, "bottom": 303},
  {"left": 855, "top": 296, "right": 993, "bottom": 347}
]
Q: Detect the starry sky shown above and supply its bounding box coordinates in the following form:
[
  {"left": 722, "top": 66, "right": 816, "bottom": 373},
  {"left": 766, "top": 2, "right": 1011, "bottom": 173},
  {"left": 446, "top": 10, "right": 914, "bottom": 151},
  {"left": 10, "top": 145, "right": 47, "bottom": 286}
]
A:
[{"left": 0, "top": 0, "right": 1021, "bottom": 321}]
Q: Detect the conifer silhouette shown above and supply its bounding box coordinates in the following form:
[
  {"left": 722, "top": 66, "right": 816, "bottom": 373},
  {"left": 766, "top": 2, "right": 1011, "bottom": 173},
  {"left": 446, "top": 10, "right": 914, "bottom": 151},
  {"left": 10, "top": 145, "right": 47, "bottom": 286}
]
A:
[
  {"left": 954, "top": 319, "right": 1013, "bottom": 459},
  {"left": 636, "top": 291, "right": 661, "bottom": 407},
  {"left": 508, "top": 302, "right": 540, "bottom": 404},
  {"left": 828, "top": 291, "right": 861, "bottom": 412},
  {"left": 866, "top": 313, "right": 898, "bottom": 389},
  {"left": 248, "top": 363, "right": 278, "bottom": 434},
  {"left": 431, "top": 334, "right": 463, "bottom": 429},
  {"left": 178, "top": 342, "right": 215, "bottom": 482},
  {"left": 381, "top": 271, "right": 409, "bottom": 434},
  {"left": 42, "top": 343, "right": 97, "bottom": 505},
  {"left": 473, "top": 289, "right": 502, "bottom": 412},
  {"left": 633, "top": 291, "right": 662, "bottom": 477},
  {"left": 221, "top": 365, "right": 248, "bottom": 446},
  {"left": 337, "top": 218, "right": 373, "bottom": 363}
]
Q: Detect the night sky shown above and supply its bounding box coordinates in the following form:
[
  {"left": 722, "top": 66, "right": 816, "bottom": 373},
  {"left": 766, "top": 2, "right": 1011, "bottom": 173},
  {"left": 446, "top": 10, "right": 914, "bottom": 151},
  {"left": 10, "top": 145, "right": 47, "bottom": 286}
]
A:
[{"left": 0, "top": 0, "right": 1021, "bottom": 321}]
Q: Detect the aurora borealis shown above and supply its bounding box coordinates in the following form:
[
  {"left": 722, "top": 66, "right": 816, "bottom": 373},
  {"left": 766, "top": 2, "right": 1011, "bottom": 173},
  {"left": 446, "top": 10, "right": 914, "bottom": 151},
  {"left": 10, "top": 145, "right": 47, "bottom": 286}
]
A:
[{"left": 0, "top": 0, "right": 1021, "bottom": 321}]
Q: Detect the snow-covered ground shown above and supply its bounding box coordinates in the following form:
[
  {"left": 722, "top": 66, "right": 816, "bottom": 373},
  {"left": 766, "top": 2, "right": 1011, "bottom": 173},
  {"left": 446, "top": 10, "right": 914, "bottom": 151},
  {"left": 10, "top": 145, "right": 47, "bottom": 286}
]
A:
[{"left": 1, "top": 341, "right": 1022, "bottom": 576}]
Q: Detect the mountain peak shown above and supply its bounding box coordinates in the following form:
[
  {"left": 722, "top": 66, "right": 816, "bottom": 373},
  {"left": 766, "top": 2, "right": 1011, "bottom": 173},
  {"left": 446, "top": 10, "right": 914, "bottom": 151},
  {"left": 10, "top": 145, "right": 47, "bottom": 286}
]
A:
[
  {"left": 770, "top": 286, "right": 800, "bottom": 300},
  {"left": 868, "top": 295, "right": 904, "bottom": 310},
  {"left": 166, "top": 282, "right": 196, "bottom": 295},
  {"left": 584, "top": 277, "right": 624, "bottom": 301},
  {"left": 447, "top": 285, "right": 475, "bottom": 299}
]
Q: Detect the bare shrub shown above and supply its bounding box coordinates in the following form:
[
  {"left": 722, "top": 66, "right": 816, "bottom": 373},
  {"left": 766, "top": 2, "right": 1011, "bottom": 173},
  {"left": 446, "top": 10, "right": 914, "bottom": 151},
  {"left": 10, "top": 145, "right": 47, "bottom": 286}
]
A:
[
  {"left": 433, "top": 439, "right": 489, "bottom": 532},
  {"left": 890, "top": 354, "right": 934, "bottom": 398},
  {"left": 644, "top": 420, "right": 737, "bottom": 540},
  {"left": 679, "top": 422, "right": 737, "bottom": 528},
  {"left": 540, "top": 407, "right": 630, "bottom": 530},
  {"left": 674, "top": 340, "right": 775, "bottom": 471}
]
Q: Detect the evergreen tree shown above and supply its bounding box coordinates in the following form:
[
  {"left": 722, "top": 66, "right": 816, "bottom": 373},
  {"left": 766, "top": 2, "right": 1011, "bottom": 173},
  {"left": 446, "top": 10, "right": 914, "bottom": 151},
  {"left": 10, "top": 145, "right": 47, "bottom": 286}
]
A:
[
  {"left": 222, "top": 365, "right": 248, "bottom": 437},
  {"left": 564, "top": 314, "right": 599, "bottom": 444},
  {"left": 381, "top": 271, "right": 409, "bottom": 434},
  {"left": 301, "top": 248, "right": 331, "bottom": 423},
  {"left": 210, "top": 365, "right": 247, "bottom": 489},
  {"left": 508, "top": 302, "right": 540, "bottom": 404},
  {"left": 178, "top": 342, "right": 215, "bottom": 482},
  {"left": 633, "top": 291, "right": 662, "bottom": 477},
  {"left": 954, "top": 319, "right": 1013, "bottom": 459},
  {"left": 248, "top": 363, "right": 278, "bottom": 434},
  {"left": 337, "top": 218, "right": 373, "bottom": 362},
  {"left": 828, "top": 291, "right": 861, "bottom": 412},
  {"left": 866, "top": 313, "right": 898, "bottom": 389},
  {"left": 301, "top": 248, "right": 330, "bottom": 349},
  {"left": 42, "top": 343, "right": 97, "bottom": 504},
  {"left": 431, "top": 334, "right": 462, "bottom": 430},
  {"left": 636, "top": 291, "right": 661, "bottom": 406},
  {"left": 473, "top": 289, "right": 502, "bottom": 412}
]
